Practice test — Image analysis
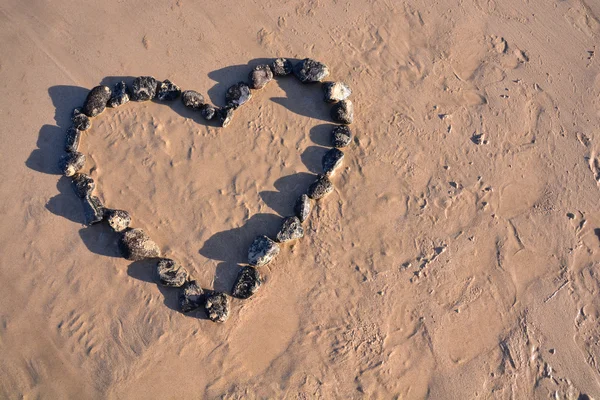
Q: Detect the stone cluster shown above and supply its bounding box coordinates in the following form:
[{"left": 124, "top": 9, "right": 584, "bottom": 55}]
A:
[{"left": 57, "top": 57, "right": 355, "bottom": 324}]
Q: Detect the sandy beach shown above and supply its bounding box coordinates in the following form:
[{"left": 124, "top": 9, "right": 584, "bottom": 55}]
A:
[{"left": 1, "top": 0, "right": 600, "bottom": 398}]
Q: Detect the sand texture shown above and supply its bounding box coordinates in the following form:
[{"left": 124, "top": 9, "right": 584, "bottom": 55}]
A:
[{"left": 2, "top": 0, "right": 600, "bottom": 398}]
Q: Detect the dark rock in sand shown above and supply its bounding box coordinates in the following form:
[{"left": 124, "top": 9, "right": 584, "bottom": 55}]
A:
[
  {"left": 156, "top": 79, "right": 181, "bottom": 101},
  {"left": 200, "top": 104, "right": 216, "bottom": 120},
  {"left": 82, "top": 195, "right": 104, "bottom": 226},
  {"left": 322, "top": 148, "right": 344, "bottom": 176},
  {"left": 307, "top": 174, "right": 334, "bottom": 200},
  {"left": 181, "top": 90, "right": 205, "bottom": 110},
  {"left": 331, "top": 125, "right": 352, "bottom": 148},
  {"left": 249, "top": 64, "right": 273, "bottom": 89},
  {"left": 204, "top": 292, "right": 230, "bottom": 323},
  {"left": 156, "top": 258, "right": 189, "bottom": 287},
  {"left": 225, "top": 82, "right": 252, "bottom": 108},
  {"left": 293, "top": 58, "right": 330, "bottom": 83},
  {"left": 232, "top": 266, "right": 261, "bottom": 299},
  {"left": 271, "top": 58, "right": 293, "bottom": 76},
  {"left": 331, "top": 99, "right": 354, "bottom": 124},
  {"left": 179, "top": 280, "right": 204, "bottom": 313},
  {"left": 248, "top": 235, "right": 280, "bottom": 267},
  {"left": 118, "top": 228, "right": 161, "bottom": 261},
  {"left": 59, "top": 152, "right": 86, "bottom": 177},
  {"left": 276, "top": 216, "right": 304, "bottom": 242},
  {"left": 323, "top": 81, "right": 351, "bottom": 103},
  {"left": 131, "top": 76, "right": 158, "bottom": 101},
  {"left": 215, "top": 106, "right": 234, "bottom": 128},
  {"left": 65, "top": 127, "right": 82, "bottom": 153},
  {"left": 72, "top": 108, "right": 91, "bottom": 131},
  {"left": 108, "top": 81, "right": 130, "bottom": 108},
  {"left": 71, "top": 173, "right": 95, "bottom": 198},
  {"left": 82, "top": 85, "right": 112, "bottom": 117},
  {"left": 105, "top": 209, "right": 131, "bottom": 232},
  {"left": 294, "top": 194, "right": 312, "bottom": 223}
]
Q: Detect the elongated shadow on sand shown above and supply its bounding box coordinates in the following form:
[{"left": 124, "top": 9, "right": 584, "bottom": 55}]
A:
[{"left": 259, "top": 172, "right": 315, "bottom": 216}]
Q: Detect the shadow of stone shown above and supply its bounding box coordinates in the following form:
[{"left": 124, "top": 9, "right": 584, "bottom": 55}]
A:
[
  {"left": 270, "top": 73, "right": 331, "bottom": 122},
  {"left": 301, "top": 145, "right": 328, "bottom": 174},
  {"left": 213, "top": 262, "right": 244, "bottom": 294},
  {"left": 259, "top": 172, "right": 315, "bottom": 216},
  {"left": 46, "top": 176, "right": 83, "bottom": 223},
  {"left": 78, "top": 223, "right": 122, "bottom": 258},
  {"left": 309, "top": 123, "right": 335, "bottom": 147},
  {"left": 206, "top": 58, "right": 275, "bottom": 106}
]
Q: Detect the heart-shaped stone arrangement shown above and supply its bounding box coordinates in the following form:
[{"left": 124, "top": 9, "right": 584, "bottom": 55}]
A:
[{"left": 58, "top": 58, "right": 355, "bottom": 323}]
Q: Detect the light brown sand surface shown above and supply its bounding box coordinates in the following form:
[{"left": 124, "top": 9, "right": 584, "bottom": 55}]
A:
[{"left": 2, "top": 0, "right": 600, "bottom": 398}]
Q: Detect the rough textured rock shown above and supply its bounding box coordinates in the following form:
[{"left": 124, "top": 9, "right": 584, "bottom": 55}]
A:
[
  {"left": 248, "top": 235, "right": 280, "bottom": 267},
  {"left": 215, "top": 106, "right": 234, "bottom": 127},
  {"left": 271, "top": 58, "right": 293, "bottom": 76},
  {"left": 276, "top": 216, "right": 304, "bottom": 242},
  {"left": 108, "top": 81, "right": 130, "bottom": 107},
  {"left": 181, "top": 90, "right": 205, "bottom": 110},
  {"left": 82, "top": 195, "right": 104, "bottom": 226},
  {"left": 156, "top": 258, "right": 189, "bottom": 287},
  {"left": 131, "top": 76, "right": 158, "bottom": 101},
  {"left": 105, "top": 209, "right": 131, "bottom": 232},
  {"left": 156, "top": 79, "right": 181, "bottom": 101},
  {"left": 72, "top": 108, "right": 91, "bottom": 131},
  {"left": 307, "top": 174, "right": 334, "bottom": 200},
  {"left": 225, "top": 82, "right": 252, "bottom": 108},
  {"left": 179, "top": 280, "right": 204, "bottom": 313},
  {"left": 249, "top": 64, "right": 273, "bottom": 89},
  {"left": 82, "top": 85, "right": 112, "bottom": 117},
  {"left": 331, "top": 125, "right": 352, "bottom": 148},
  {"left": 204, "top": 292, "right": 230, "bottom": 323},
  {"left": 65, "top": 127, "right": 81, "bottom": 153},
  {"left": 323, "top": 81, "right": 351, "bottom": 103},
  {"left": 331, "top": 99, "right": 354, "bottom": 124},
  {"left": 200, "top": 104, "right": 216, "bottom": 120},
  {"left": 118, "top": 228, "right": 161, "bottom": 261},
  {"left": 322, "top": 148, "right": 345, "bottom": 176},
  {"left": 58, "top": 152, "right": 86, "bottom": 177},
  {"left": 71, "top": 173, "right": 95, "bottom": 198},
  {"left": 232, "top": 266, "right": 261, "bottom": 299},
  {"left": 293, "top": 58, "right": 330, "bottom": 83},
  {"left": 294, "top": 194, "right": 312, "bottom": 223}
]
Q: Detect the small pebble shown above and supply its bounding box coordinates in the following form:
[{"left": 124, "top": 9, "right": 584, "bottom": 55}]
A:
[
  {"left": 156, "top": 79, "right": 181, "bottom": 101},
  {"left": 104, "top": 209, "right": 131, "bottom": 232},
  {"left": 249, "top": 65, "right": 273, "bottom": 89},
  {"left": 323, "top": 82, "right": 351, "bottom": 103},
  {"left": 307, "top": 174, "right": 334, "bottom": 200},
  {"left": 232, "top": 266, "right": 261, "bottom": 299},
  {"left": 331, "top": 125, "right": 352, "bottom": 148},
  {"left": 322, "top": 148, "right": 344, "bottom": 176},
  {"left": 331, "top": 99, "right": 354, "bottom": 124},
  {"left": 131, "top": 76, "right": 158, "bottom": 101},
  {"left": 65, "top": 127, "right": 82, "bottom": 153},
  {"left": 204, "top": 292, "right": 230, "bottom": 323},
  {"left": 248, "top": 235, "right": 280, "bottom": 267},
  {"left": 271, "top": 58, "right": 293, "bottom": 76},
  {"left": 225, "top": 82, "right": 252, "bottom": 108},
  {"left": 294, "top": 194, "right": 312, "bottom": 223},
  {"left": 179, "top": 280, "right": 204, "bottom": 313},
  {"left": 71, "top": 173, "right": 95, "bottom": 198},
  {"left": 72, "top": 108, "right": 91, "bottom": 131},
  {"left": 293, "top": 58, "right": 330, "bottom": 83},
  {"left": 82, "top": 195, "right": 104, "bottom": 226},
  {"left": 108, "top": 81, "right": 130, "bottom": 108},
  {"left": 200, "top": 104, "right": 216, "bottom": 120},
  {"left": 58, "top": 152, "right": 85, "bottom": 177},
  {"left": 276, "top": 216, "right": 304, "bottom": 242},
  {"left": 118, "top": 228, "right": 161, "bottom": 261},
  {"left": 156, "top": 258, "right": 189, "bottom": 287},
  {"left": 215, "top": 106, "right": 234, "bottom": 127},
  {"left": 82, "top": 85, "right": 112, "bottom": 117},
  {"left": 181, "top": 90, "right": 205, "bottom": 110}
]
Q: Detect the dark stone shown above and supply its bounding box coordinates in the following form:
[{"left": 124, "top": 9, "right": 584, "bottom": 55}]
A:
[
  {"left": 72, "top": 108, "right": 91, "bottom": 131},
  {"left": 179, "top": 280, "right": 204, "bottom": 313},
  {"left": 232, "top": 266, "right": 261, "bottom": 299},
  {"left": 108, "top": 81, "right": 130, "bottom": 107},
  {"left": 271, "top": 58, "right": 293, "bottom": 76},
  {"left": 156, "top": 258, "right": 189, "bottom": 287},
  {"left": 71, "top": 173, "right": 95, "bottom": 198},
  {"left": 58, "top": 152, "right": 85, "bottom": 177},
  {"left": 82, "top": 85, "right": 112, "bottom": 117},
  {"left": 331, "top": 99, "right": 354, "bottom": 124},
  {"left": 307, "top": 174, "right": 334, "bottom": 200},
  {"left": 65, "top": 127, "right": 82, "bottom": 153},
  {"left": 249, "top": 65, "right": 273, "bottom": 89},
  {"left": 331, "top": 125, "right": 352, "bottom": 148},
  {"left": 215, "top": 106, "right": 234, "bottom": 128},
  {"left": 322, "top": 148, "right": 344, "bottom": 176},
  {"left": 131, "top": 76, "right": 158, "bottom": 101},
  {"left": 294, "top": 194, "right": 312, "bottom": 222},
  {"left": 156, "top": 79, "right": 181, "bottom": 101},
  {"left": 293, "top": 58, "right": 330, "bottom": 83},
  {"left": 204, "top": 292, "right": 230, "bottom": 323},
  {"left": 323, "top": 81, "right": 351, "bottom": 103},
  {"left": 181, "top": 90, "right": 205, "bottom": 110},
  {"left": 105, "top": 209, "right": 131, "bottom": 232},
  {"left": 82, "top": 195, "right": 104, "bottom": 226},
  {"left": 248, "top": 235, "right": 280, "bottom": 267},
  {"left": 118, "top": 228, "right": 161, "bottom": 261},
  {"left": 200, "top": 104, "right": 216, "bottom": 120},
  {"left": 276, "top": 216, "right": 304, "bottom": 242},
  {"left": 225, "top": 82, "right": 252, "bottom": 108}
]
